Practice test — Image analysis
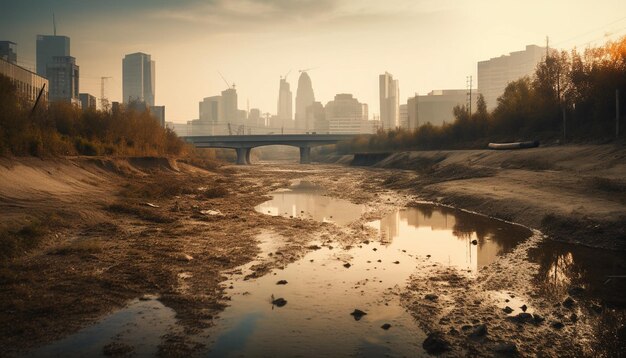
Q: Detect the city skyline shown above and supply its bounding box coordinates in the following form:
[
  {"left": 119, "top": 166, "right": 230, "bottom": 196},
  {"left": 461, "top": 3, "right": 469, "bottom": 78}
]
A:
[{"left": 2, "top": 1, "right": 626, "bottom": 122}]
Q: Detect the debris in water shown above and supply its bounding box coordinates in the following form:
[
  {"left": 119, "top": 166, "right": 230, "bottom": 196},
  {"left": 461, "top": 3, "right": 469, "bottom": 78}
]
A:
[{"left": 350, "top": 309, "right": 367, "bottom": 321}]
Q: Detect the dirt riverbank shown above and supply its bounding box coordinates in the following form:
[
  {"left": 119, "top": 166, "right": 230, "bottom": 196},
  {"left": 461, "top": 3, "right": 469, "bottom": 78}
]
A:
[{"left": 0, "top": 145, "right": 624, "bottom": 356}]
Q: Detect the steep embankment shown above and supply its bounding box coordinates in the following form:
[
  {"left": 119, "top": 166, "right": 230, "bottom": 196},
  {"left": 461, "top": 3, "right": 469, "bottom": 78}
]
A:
[{"left": 367, "top": 145, "right": 626, "bottom": 249}]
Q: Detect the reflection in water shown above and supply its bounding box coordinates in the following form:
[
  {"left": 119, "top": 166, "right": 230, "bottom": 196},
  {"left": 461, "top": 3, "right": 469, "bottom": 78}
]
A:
[
  {"left": 528, "top": 240, "right": 626, "bottom": 307},
  {"left": 369, "top": 204, "right": 531, "bottom": 272},
  {"left": 209, "top": 196, "right": 532, "bottom": 356},
  {"left": 254, "top": 181, "right": 367, "bottom": 225}
]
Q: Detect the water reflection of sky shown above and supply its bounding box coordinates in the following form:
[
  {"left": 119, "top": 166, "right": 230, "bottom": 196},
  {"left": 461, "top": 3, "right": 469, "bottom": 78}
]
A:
[{"left": 369, "top": 204, "right": 531, "bottom": 272}]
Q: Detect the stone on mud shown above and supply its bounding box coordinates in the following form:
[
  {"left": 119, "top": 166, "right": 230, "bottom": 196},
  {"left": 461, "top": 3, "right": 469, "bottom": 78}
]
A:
[
  {"left": 422, "top": 332, "right": 450, "bottom": 355},
  {"left": 276, "top": 280, "right": 288, "bottom": 285},
  {"left": 350, "top": 309, "right": 367, "bottom": 321},
  {"left": 425, "top": 294, "right": 438, "bottom": 301},
  {"left": 272, "top": 297, "right": 287, "bottom": 307},
  {"left": 562, "top": 296, "right": 575, "bottom": 308},
  {"left": 503, "top": 306, "right": 514, "bottom": 314},
  {"left": 493, "top": 342, "right": 518, "bottom": 355},
  {"left": 381, "top": 323, "right": 392, "bottom": 330},
  {"left": 469, "top": 324, "right": 487, "bottom": 338}
]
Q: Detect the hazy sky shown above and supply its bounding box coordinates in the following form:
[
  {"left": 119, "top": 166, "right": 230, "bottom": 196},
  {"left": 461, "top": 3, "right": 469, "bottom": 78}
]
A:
[{"left": 2, "top": 0, "right": 626, "bottom": 123}]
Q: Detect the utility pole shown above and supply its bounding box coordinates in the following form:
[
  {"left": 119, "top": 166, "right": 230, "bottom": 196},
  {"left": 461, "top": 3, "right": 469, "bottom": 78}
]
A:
[
  {"left": 617, "top": 89, "right": 621, "bottom": 139},
  {"left": 466, "top": 76, "right": 472, "bottom": 118}
]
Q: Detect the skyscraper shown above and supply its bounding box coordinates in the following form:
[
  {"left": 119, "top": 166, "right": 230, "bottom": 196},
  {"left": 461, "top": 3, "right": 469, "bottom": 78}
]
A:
[
  {"left": 221, "top": 88, "right": 238, "bottom": 124},
  {"left": 478, "top": 45, "right": 545, "bottom": 109},
  {"left": 36, "top": 35, "right": 70, "bottom": 76},
  {"left": 46, "top": 55, "right": 79, "bottom": 105},
  {"left": 0, "top": 41, "right": 17, "bottom": 64},
  {"left": 277, "top": 77, "right": 292, "bottom": 127},
  {"left": 122, "top": 52, "right": 155, "bottom": 106},
  {"left": 295, "top": 72, "right": 315, "bottom": 131},
  {"left": 379, "top": 72, "right": 399, "bottom": 130}
]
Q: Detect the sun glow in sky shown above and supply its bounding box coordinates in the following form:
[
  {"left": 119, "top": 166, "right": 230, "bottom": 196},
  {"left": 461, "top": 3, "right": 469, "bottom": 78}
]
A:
[{"left": 2, "top": 0, "right": 626, "bottom": 122}]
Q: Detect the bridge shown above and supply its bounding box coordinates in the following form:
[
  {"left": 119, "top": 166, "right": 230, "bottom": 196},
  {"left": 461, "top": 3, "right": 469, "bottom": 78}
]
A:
[{"left": 182, "top": 134, "right": 359, "bottom": 164}]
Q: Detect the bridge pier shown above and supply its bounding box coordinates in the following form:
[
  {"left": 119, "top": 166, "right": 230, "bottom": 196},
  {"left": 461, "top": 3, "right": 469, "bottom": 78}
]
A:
[
  {"left": 299, "top": 146, "right": 311, "bottom": 164},
  {"left": 236, "top": 148, "right": 252, "bottom": 165}
]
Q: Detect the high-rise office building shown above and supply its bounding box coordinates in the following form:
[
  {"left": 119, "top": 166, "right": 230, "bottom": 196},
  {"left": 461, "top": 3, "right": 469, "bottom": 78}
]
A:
[
  {"left": 0, "top": 41, "right": 17, "bottom": 64},
  {"left": 399, "top": 104, "right": 408, "bottom": 129},
  {"left": 0, "top": 57, "right": 48, "bottom": 103},
  {"left": 221, "top": 88, "right": 238, "bottom": 124},
  {"left": 122, "top": 52, "right": 155, "bottom": 106},
  {"left": 199, "top": 96, "right": 222, "bottom": 123},
  {"left": 324, "top": 94, "right": 373, "bottom": 134},
  {"left": 407, "top": 89, "right": 479, "bottom": 127},
  {"left": 478, "top": 44, "right": 545, "bottom": 109},
  {"left": 295, "top": 72, "right": 315, "bottom": 131},
  {"left": 379, "top": 72, "right": 399, "bottom": 130},
  {"left": 277, "top": 77, "right": 293, "bottom": 127},
  {"left": 47, "top": 56, "right": 79, "bottom": 105},
  {"left": 36, "top": 35, "right": 70, "bottom": 76},
  {"left": 79, "top": 93, "right": 96, "bottom": 110}
]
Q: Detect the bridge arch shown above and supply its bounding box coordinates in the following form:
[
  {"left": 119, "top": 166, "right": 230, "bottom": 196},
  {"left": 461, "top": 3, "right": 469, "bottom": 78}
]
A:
[{"left": 182, "top": 134, "right": 360, "bottom": 165}]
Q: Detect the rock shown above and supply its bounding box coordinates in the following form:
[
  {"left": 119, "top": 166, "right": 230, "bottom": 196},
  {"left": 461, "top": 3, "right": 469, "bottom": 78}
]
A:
[
  {"left": 563, "top": 296, "right": 575, "bottom": 308},
  {"left": 471, "top": 240, "right": 478, "bottom": 245},
  {"left": 381, "top": 323, "right": 391, "bottom": 330},
  {"left": 568, "top": 286, "right": 585, "bottom": 296},
  {"left": 570, "top": 313, "right": 578, "bottom": 322},
  {"left": 426, "top": 254, "right": 431, "bottom": 258},
  {"left": 469, "top": 324, "right": 487, "bottom": 338},
  {"left": 373, "top": 248, "right": 378, "bottom": 251},
  {"left": 505, "top": 299, "right": 510, "bottom": 303},
  {"left": 307, "top": 245, "right": 322, "bottom": 250},
  {"left": 276, "top": 280, "right": 288, "bottom": 285},
  {"left": 343, "top": 263, "right": 352, "bottom": 268},
  {"left": 551, "top": 321, "right": 564, "bottom": 329},
  {"left": 179, "top": 254, "right": 193, "bottom": 262},
  {"left": 503, "top": 306, "right": 514, "bottom": 314},
  {"left": 272, "top": 297, "right": 287, "bottom": 307},
  {"left": 393, "top": 261, "right": 400, "bottom": 264},
  {"left": 377, "top": 259, "right": 382, "bottom": 262},
  {"left": 363, "top": 240, "right": 370, "bottom": 244},
  {"left": 493, "top": 342, "right": 517, "bottom": 355},
  {"left": 509, "top": 312, "right": 533, "bottom": 324},
  {"left": 422, "top": 332, "right": 450, "bottom": 355},
  {"left": 532, "top": 314, "right": 545, "bottom": 324},
  {"left": 591, "top": 304, "right": 603, "bottom": 314},
  {"left": 425, "top": 294, "right": 439, "bottom": 301},
  {"left": 520, "top": 304, "right": 527, "bottom": 312},
  {"left": 350, "top": 309, "right": 367, "bottom": 321}
]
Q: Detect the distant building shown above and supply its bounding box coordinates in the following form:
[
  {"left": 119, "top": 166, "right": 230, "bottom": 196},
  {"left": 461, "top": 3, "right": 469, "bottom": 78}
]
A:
[
  {"left": 248, "top": 108, "right": 262, "bottom": 129},
  {"left": 46, "top": 56, "right": 80, "bottom": 105},
  {"left": 150, "top": 105, "right": 165, "bottom": 127},
  {"left": 307, "top": 101, "right": 327, "bottom": 133},
  {"left": 324, "top": 94, "right": 374, "bottom": 134},
  {"left": 79, "top": 93, "right": 96, "bottom": 110},
  {"left": 379, "top": 72, "right": 399, "bottom": 130},
  {"left": 277, "top": 77, "right": 293, "bottom": 127},
  {"left": 0, "top": 57, "right": 48, "bottom": 103},
  {"left": 36, "top": 35, "right": 70, "bottom": 76},
  {"left": 166, "top": 121, "right": 189, "bottom": 136},
  {"left": 399, "top": 104, "right": 408, "bottom": 129},
  {"left": 221, "top": 88, "right": 239, "bottom": 125},
  {"left": 478, "top": 44, "right": 545, "bottom": 109},
  {"left": 122, "top": 52, "right": 155, "bottom": 106},
  {"left": 407, "top": 89, "right": 479, "bottom": 127},
  {"left": 0, "top": 41, "right": 17, "bottom": 64},
  {"left": 199, "top": 96, "right": 222, "bottom": 123},
  {"left": 407, "top": 95, "right": 419, "bottom": 130},
  {"left": 295, "top": 72, "right": 315, "bottom": 131}
]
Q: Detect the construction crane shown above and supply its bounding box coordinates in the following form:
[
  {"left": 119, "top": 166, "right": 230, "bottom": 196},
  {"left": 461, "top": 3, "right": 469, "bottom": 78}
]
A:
[
  {"left": 298, "top": 67, "right": 318, "bottom": 73},
  {"left": 218, "top": 71, "right": 235, "bottom": 90},
  {"left": 281, "top": 69, "right": 292, "bottom": 80},
  {"left": 100, "top": 76, "right": 112, "bottom": 110}
]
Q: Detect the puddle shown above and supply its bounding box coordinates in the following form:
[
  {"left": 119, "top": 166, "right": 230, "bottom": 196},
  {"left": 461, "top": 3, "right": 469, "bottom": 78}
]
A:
[
  {"left": 208, "top": 196, "right": 532, "bottom": 356},
  {"left": 367, "top": 203, "right": 532, "bottom": 272},
  {"left": 254, "top": 181, "right": 367, "bottom": 225},
  {"left": 528, "top": 240, "right": 626, "bottom": 307},
  {"left": 29, "top": 295, "right": 176, "bottom": 357}
]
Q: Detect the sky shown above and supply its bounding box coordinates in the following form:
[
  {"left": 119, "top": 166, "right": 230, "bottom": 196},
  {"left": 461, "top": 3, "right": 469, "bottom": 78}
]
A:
[{"left": 2, "top": 0, "right": 626, "bottom": 123}]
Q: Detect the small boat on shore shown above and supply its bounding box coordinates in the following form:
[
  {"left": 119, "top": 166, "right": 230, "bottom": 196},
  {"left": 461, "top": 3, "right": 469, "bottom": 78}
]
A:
[{"left": 488, "top": 141, "right": 540, "bottom": 150}]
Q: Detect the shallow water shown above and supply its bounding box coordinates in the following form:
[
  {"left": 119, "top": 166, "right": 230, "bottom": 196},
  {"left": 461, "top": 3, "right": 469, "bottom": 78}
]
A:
[{"left": 206, "top": 185, "right": 531, "bottom": 356}]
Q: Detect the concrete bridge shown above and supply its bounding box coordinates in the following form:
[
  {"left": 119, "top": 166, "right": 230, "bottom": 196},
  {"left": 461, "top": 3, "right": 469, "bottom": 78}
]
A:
[{"left": 182, "top": 134, "right": 359, "bottom": 164}]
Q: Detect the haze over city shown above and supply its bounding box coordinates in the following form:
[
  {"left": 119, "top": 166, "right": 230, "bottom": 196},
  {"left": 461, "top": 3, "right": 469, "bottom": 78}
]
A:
[{"left": 2, "top": 0, "right": 626, "bottom": 122}]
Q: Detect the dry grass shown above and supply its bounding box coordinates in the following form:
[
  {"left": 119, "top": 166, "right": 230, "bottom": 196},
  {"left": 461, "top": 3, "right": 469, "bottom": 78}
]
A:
[
  {"left": 106, "top": 203, "right": 175, "bottom": 223},
  {"left": 0, "top": 221, "right": 45, "bottom": 261}
]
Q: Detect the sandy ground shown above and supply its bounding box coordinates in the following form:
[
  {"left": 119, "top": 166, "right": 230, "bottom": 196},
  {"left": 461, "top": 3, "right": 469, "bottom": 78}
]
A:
[{"left": 0, "top": 145, "right": 624, "bottom": 356}]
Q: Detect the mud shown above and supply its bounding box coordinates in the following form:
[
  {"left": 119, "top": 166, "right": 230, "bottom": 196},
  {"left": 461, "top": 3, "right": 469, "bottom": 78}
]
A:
[{"left": 0, "top": 149, "right": 624, "bottom": 357}]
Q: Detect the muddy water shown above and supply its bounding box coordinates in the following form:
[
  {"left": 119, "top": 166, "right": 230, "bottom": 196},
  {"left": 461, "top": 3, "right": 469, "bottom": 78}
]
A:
[{"left": 204, "top": 184, "right": 530, "bottom": 356}]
